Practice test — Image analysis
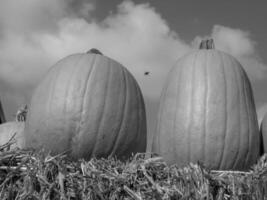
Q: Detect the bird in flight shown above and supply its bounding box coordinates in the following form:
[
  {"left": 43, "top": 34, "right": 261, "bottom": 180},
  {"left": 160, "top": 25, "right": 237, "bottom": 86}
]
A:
[{"left": 144, "top": 71, "right": 150, "bottom": 75}]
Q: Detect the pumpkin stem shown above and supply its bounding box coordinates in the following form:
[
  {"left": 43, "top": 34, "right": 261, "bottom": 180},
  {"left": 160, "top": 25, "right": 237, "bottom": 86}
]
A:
[
  {"left": 87, "top": 48, "right": 103, "bottom": 55},
  {"left": 199, "top": 39, "right": 215, "bottom": 50}
]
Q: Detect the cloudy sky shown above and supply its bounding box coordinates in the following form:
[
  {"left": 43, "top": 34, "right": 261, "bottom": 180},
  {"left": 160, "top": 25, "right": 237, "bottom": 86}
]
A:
[{"left": 1, "top": 0, "right": 267, "bottom": 148}]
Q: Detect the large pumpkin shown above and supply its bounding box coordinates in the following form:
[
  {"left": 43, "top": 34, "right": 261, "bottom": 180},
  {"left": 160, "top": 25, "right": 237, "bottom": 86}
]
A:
[
  {"left": 24, "top": 49, "right": 147, "bottom": 160},
  {"left": 0, "top": 100, "right": 6, "bottom": 124},
  {"left": 260, "top": 113, "right": 267, "bottom": 155},
  {"left": 0, "top": 122, "right": 25, "bottom": 149},
  {"left": 152, "top": 39, "right": 260, "bottom": 170},
  {"left": 0, "top": 105, "right": 28, "bottom": 149}
]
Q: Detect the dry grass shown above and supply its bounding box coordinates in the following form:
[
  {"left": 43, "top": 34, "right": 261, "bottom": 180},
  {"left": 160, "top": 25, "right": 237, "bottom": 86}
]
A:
[{"left": 0, "top": 138, "right": 266, "bottom": 199}]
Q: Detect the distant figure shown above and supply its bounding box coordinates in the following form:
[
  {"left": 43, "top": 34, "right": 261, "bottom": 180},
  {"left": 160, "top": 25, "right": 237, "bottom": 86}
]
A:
[
  {"left": 16, "top": 104, "right": 28, "bottom": 122},
  {"left": 144, "top": 71, "right": 150, "bottom": 75}
]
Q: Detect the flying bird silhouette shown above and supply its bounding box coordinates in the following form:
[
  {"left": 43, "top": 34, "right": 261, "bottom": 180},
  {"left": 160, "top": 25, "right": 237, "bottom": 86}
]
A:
[{"left": 144, "top": 71, "right": 150, "bottom": 75}]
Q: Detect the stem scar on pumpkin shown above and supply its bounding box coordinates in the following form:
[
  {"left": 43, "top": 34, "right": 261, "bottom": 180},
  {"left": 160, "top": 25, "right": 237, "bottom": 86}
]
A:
[{"left": 87, "top": 48, "right": 103, "bottom": 55}]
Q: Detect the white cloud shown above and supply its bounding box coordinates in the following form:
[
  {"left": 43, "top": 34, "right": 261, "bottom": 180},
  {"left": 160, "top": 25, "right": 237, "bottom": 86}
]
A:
[
  {"left": 0, "top": 32, "right": 50, "bottom": 87},
  {"left": 0, "top": 0, "right": 96, "bottom": 34},
  {"left": 76, "top": 2, "right": 95, "bottom": 18},
  {"left": 212, "top": 25, "right": 256, "bottom": 56},
  {"left": 0, "top": 0, "right": 68, "bottom": 33},
  {"left": 38, "top": 1, "right": 190, "bottom": 99}
]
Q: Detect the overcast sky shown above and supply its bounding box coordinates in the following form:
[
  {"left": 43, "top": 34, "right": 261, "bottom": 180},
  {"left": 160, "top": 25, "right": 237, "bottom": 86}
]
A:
[{"left": 1, "top": 0, "right": 267, "bottom": 147}]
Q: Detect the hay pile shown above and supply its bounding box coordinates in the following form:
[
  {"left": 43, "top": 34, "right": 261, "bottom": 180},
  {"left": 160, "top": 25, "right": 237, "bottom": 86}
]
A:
[{"left": 0, "top": 139, "right": 266, "bottom": 199}]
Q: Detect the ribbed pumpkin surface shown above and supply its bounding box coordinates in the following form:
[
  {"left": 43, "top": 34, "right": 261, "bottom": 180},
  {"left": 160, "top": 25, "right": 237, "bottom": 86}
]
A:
[
  {"left": 260, "top": 113, "right": 267, "bottom": 154},
  {"left": 152, "top": 44, "right": 260, "bottom": 170},
  {"left": 24, "top": 52, "right": 146, "bottom": 160}
]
